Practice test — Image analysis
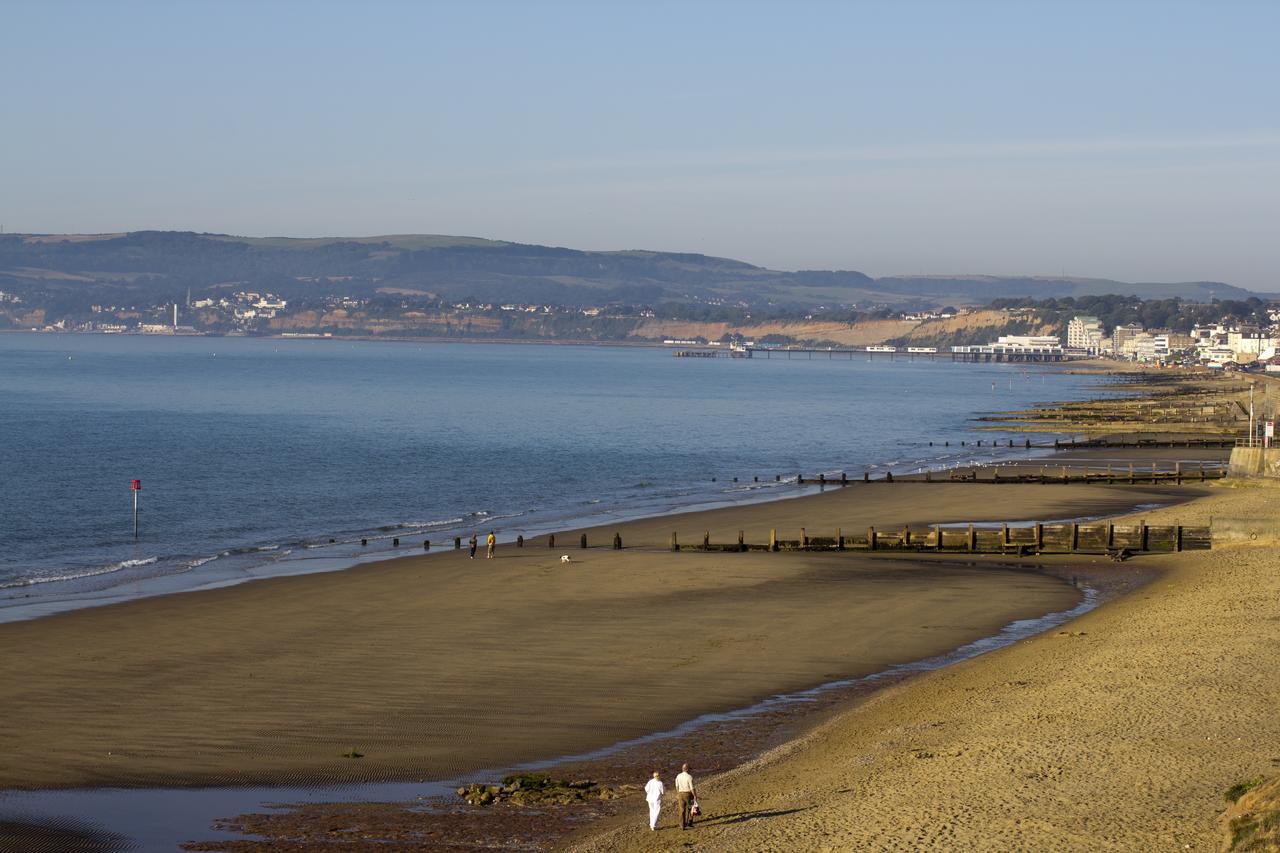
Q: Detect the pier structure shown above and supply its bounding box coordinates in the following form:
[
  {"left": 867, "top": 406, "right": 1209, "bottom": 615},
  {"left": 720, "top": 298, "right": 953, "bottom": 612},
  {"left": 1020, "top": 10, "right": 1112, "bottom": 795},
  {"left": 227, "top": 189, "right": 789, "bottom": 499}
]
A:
[{"left": 673, "top": 345, "right": 1068, "bottom": 362}]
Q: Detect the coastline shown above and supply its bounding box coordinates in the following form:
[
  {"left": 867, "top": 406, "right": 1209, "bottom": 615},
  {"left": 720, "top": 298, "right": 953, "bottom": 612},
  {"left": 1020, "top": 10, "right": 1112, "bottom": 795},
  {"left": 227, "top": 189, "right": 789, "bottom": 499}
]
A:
[
  {"left": 567, "top": 481, "right": 1280, "bottom": 851},
  {"left": 3, "top": 363, "right": 1254, "bottom": 851},
  {"left": 1, "top": 478, "right": 1192, "bottom": 791},
  {"left": 0, "top": 474, "right": 1206, "bottom": 850}
]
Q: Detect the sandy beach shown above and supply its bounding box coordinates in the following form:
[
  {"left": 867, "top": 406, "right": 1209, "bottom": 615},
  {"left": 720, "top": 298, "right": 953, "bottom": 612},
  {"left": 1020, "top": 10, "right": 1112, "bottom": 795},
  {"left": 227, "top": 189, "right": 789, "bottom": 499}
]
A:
[
  {"left": 0, "top": 480, "right": 1188, "bottom": 793},
  {"left": 568, "top": 480, "right": 1280, "bottom": 851},
  {"left": 3, "top": 361, "right": 1268, "bottom": 853}
]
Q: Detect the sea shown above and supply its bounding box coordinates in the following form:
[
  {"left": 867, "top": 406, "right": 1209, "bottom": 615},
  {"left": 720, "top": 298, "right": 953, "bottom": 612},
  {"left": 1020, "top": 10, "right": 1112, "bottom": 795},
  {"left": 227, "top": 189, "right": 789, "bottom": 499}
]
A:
[{"left": 0, "top": 332, "right": 1109, "bottom": 622}]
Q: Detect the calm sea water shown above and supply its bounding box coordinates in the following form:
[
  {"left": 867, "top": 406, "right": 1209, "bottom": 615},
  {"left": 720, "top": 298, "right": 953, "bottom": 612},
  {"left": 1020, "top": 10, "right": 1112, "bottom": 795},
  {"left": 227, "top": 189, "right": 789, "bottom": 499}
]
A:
[{"left": 0, "top": 333, "right": 1106, "bottom": 620}]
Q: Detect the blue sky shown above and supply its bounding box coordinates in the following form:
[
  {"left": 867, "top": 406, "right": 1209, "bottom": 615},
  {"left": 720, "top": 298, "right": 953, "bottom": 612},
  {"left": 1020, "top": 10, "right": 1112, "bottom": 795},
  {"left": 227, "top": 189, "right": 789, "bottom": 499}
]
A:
[{"left": 2, "top": 0, "right": 1277, "bottom": 287}]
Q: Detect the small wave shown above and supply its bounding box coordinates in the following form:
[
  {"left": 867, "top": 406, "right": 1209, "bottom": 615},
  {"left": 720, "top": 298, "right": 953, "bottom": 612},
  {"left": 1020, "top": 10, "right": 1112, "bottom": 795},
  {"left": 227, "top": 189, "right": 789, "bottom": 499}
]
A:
[
  {"left": 0, "top": 556, "right": 159, "bottom": 590},
  {"left": 378, "top": 517, "right": 465, "bottom": 532},
  {"left": 186, "top": 555, "right": 218, "bottom": 569}
]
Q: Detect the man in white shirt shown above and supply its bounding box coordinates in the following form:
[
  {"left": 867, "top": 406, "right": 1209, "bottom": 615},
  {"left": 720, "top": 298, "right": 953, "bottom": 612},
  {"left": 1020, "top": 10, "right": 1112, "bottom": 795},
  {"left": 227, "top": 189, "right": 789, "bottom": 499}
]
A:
[
  {"left": 675, "top": 763, "right": 698, "bottom": 829},
  {"left": 644, "top": 770, "right": 665, "bottom": 830}
]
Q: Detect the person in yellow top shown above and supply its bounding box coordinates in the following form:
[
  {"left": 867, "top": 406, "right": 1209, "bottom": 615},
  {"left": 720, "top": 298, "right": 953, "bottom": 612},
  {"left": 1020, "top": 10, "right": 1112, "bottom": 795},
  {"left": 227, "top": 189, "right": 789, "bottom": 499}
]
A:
[{"left": 486, "top": 530, "right": 496, "bottom": 559}]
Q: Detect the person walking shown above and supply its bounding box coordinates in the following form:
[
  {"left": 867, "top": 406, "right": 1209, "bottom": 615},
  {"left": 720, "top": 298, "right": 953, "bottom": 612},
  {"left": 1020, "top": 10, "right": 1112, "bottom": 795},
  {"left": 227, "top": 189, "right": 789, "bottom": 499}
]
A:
[
  {"left": 675, "top": 763, "right": 698, "bottom": 830},
  {"left": 486, "top": 530, "right": 496, "bottom": 559},
  {"left": 468, "top": 534, "right": 478, "bottom": 559},
  {"left": 643, "top": 770, "right": 665, "bottom": 831}
]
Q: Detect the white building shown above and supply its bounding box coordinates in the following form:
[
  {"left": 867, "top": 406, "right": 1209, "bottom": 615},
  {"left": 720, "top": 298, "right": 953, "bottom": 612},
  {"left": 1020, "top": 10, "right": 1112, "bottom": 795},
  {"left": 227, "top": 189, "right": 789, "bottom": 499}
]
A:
[{"left": 1066, "top": 316, "right": 1104, "bottom": 353}]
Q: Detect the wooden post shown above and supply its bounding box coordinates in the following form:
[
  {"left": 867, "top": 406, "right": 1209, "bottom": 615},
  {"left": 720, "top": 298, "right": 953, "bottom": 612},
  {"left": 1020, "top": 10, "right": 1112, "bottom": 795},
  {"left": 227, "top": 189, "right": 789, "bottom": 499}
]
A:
[
  {"left": 841, "top": 472, "right": 848, "bottom": 486},
  {"left": 1062, "top": 466, "right": 1069, "bottom": 484},
  {"left": 1071, "top": 523, "right": 1079, "bottom": 551},
  {"left": 935, "top": 524, "right": 943, "bottom": 551},
  {"left": 801, "top": 527, "right": 808, "bottom": 549},
  {"left": 867, "top": 526, "right": 876, "bottom": 551},
  {"left": 1001, "top": 523, "right": 1009, "bottom": 547},
  {"left": 1200, "top": 462, "right": 1205, "bottom": 482},
  {"left": 769, "top": 528, "right": 778, "bottom": 552},
  {"left": 738, "top": 530, "right": 746, "bottom": 552},
  {"left": 1175, "top": 462, "right": 1182, "bottom": 484},
  {"left": 670, "top": 532, "right": 679, "bottom": 552},
  {"left": 580, "top": 533, "right": 588, "bottom": 549},
  {"left": 967, "top": 523, "right": 976, "bottom": 552},
  {"left": 1151, "top": 462, "right": 1158, "bottom": 483},
  {"left": 902, "top": 525, "right": 911, "bottom": 547},
  {"left": 925, "top": 470, "right": 932, "bottom": 482},
  {"left": 1035, "top": 523, "right": 1044, "bottom": 551},
  {"left": 837, "top": 528, "right": 843, "bottom": 551},
  {"left": 1128, "top": 463, "right": 1134, "bottom": 484},
  {"left": 454, "top": 536, "right": 461, "bottom": 549},
  {"left": 1107, "top": 463, "right": 1113, "bottom": 484},
  {"left": 424, "top": 539, "right": 430, "bottom": 550},
  {"left": 1140, "top": 521, "right": 1148, "bottom": 551},
  {"left": 1176, "top": 525, "right": 1183, "bottom": 552},
  {"left": 1106, "top": 523, "right": 1114, "bottom": 548},
  {"left": 703, "top": 531, "right": 710, "bottom": 551},
  {"left": 613, "top": 532, "right": 622, "bottom": 550}
]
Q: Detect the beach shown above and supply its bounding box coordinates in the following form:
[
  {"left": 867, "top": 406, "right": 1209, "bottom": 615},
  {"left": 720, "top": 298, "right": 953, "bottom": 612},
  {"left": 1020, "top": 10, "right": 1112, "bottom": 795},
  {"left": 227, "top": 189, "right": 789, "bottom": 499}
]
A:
[
  {"left": 568, "top": 480, "right": 1280, "bottom": 851},
  {"left": 3, "top": 364, "right": 1274, "bottom": 850},
  {"left": 0, "top": 480, "right": 1187, "bottom": 794}
]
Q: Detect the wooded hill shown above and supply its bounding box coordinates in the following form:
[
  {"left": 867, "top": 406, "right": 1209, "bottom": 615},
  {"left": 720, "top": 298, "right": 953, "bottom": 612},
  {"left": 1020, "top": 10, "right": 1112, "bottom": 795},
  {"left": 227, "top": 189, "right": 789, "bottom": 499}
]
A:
[{"left": 0, "top": 231, "right": 1254, "bottom": 315}]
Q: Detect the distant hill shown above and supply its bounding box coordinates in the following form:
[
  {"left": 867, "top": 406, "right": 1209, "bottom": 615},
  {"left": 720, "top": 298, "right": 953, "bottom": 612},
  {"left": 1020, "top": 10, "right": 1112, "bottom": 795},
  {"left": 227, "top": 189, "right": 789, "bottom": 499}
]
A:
[{"left": 0, "top": 231, "right": 1256, "bottom": 309}]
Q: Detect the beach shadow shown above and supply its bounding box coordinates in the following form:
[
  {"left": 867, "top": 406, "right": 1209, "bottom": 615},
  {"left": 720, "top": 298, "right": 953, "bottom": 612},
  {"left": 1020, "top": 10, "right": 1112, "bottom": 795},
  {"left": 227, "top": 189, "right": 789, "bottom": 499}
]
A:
[{"left": 700, "top": 806, "right": 813, "bottom": 826}]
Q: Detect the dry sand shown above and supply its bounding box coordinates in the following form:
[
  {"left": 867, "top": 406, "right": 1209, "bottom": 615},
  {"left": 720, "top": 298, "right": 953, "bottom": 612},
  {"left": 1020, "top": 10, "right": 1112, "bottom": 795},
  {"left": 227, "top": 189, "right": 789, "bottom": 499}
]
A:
[
  {"left": 0, "top": 481, "right": 1186, "bottom": 792},
  {"left": 569, "top": 481, "right": 1280, "bottom": 852}
]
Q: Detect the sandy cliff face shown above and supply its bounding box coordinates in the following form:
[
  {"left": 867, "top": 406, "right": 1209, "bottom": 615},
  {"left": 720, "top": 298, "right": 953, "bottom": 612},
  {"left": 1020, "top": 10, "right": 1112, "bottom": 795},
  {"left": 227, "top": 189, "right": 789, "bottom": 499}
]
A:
[{"left": 628, "top": 318, "right": 918, "bottom": 345}]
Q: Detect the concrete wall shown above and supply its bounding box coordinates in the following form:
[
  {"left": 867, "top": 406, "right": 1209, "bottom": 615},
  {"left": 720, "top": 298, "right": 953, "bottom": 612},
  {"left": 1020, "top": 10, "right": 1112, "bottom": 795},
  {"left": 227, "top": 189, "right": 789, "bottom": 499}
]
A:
[
  {"left": 1211, "top": 517, "right": 1280, "bottom": 546},
  {"left": 1227, "top": 447, "right": 1280, "bottom": 478}
]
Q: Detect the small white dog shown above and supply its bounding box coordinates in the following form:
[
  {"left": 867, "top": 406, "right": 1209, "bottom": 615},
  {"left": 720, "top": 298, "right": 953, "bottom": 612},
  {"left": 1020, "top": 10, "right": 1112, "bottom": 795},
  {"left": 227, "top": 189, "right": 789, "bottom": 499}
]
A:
[{"left": 560, "top": 554, "right": 572, "bottom": 563}]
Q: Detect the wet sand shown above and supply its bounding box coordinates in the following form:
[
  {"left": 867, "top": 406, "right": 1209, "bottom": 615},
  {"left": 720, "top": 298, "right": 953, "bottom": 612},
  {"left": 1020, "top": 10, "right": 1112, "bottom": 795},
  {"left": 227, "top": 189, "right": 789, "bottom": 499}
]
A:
[
  {"left": 0, "top": 480, "right": 1193, "bottom": 793},
  {"left": 571, "top": 481, "right": 1280, "bottom": 851}
]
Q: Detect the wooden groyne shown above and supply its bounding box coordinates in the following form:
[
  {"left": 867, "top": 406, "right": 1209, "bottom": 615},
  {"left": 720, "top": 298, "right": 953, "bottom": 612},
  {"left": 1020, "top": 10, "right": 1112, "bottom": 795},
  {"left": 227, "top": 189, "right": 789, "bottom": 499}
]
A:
[
  {"left": 668, "top": 522, "right": 1211, "bottom": 556},
  {"left": 797, "top": 464, "right": 1225, "bottom": 486}
]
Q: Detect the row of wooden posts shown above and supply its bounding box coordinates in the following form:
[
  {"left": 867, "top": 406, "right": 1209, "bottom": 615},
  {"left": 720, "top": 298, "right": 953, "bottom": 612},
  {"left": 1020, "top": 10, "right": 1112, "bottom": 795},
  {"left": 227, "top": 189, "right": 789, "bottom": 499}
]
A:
[
  {"left": 437, "top": 532, "right": 625, "bottom": 551},
  {"left": 668, "top": 522, "right": 1211, "bottom": 554},
  {"left": 412, "top": 522, "right": 1210, "bottom": 555},
  {"left": 797, "top": 462, "right": 1222, "bottom": 486}
]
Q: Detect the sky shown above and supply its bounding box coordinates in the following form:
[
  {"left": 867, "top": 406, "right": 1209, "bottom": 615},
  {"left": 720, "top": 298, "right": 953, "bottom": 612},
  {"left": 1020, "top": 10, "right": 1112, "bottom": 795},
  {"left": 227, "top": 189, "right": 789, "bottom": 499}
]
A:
[{"left": 2, "top": 0, "right": 1278, "bottom": 288}]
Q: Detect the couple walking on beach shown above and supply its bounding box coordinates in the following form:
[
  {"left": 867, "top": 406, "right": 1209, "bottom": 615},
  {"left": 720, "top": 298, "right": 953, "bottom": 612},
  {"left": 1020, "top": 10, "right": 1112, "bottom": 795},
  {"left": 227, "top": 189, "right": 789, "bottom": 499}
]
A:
[
  {"left": 644, "top": 763, "right": 699, "bottom": 831},
  {"left": 468, "top": 531, "right": 496, "bottom": 559}
]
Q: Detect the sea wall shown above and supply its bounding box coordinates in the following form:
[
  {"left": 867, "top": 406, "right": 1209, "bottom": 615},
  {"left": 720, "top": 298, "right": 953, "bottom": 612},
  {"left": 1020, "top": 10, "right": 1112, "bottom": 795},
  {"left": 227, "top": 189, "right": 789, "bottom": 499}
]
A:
[{"left": 1227, "top": 447, "right": 1280, "bottom": 478}]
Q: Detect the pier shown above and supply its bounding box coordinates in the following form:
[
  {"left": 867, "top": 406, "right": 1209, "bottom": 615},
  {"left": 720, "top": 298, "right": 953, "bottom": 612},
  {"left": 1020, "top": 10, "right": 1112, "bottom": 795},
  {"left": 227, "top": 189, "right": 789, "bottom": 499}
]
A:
[{"left": 672, "top": 346, "right": 1069, "bottom": 362}]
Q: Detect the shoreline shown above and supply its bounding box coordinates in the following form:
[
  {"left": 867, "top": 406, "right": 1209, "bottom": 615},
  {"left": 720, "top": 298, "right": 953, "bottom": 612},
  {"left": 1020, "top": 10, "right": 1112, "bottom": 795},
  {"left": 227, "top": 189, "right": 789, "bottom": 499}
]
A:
[
  {"left": 2, "top": 363, "right": 1251, "bottom": 850},
  {"left": 0, "top": 475, "right": 1208, "bottom": 851},
  {"left": 2, "top": 561, "right": 1135, "bottom": 852},
  {"left": 2, "top": 419, "right": 1113, "bottom": 626},
  {"left": 567, "top": 480, "right": 1280, "bottom": 851},
  {"left": 3, "top": 477, "right": 1193, "bottom": 791}
]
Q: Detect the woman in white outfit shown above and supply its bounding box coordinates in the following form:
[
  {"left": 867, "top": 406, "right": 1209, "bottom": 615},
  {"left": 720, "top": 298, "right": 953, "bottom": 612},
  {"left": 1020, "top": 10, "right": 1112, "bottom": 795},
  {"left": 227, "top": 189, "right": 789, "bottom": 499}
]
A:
[{"left": 644, "top": 770, "right": 665, "bottom": 830}]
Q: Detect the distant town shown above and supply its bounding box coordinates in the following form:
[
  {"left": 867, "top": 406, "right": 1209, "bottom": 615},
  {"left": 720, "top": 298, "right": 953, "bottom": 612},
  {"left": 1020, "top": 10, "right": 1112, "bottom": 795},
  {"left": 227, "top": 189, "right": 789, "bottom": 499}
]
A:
[{"left": 5, "top": 284, "right": 1279, "bottom": 372}]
